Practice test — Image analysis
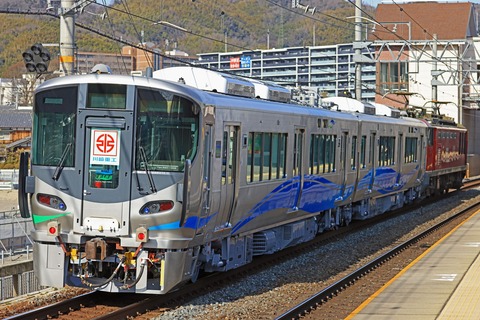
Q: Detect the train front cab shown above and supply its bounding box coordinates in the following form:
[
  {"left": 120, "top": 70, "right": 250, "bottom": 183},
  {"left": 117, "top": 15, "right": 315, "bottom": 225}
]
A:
[{"left": 18, "top": 76, "right": 212, "bottom": 294}]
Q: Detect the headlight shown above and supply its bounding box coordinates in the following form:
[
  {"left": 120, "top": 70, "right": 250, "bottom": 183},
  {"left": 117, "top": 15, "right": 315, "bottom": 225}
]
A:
[
  {"left": 37, "top": 193, "right": 67, "bottom": 211},
  {"left": 139, "top": 200, "right": 174, "bottom": 214}
]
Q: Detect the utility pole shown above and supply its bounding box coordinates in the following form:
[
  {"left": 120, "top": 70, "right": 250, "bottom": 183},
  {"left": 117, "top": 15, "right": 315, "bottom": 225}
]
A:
[
  {"left": 354, "top": 0, "right": 362, "bottom": 101},
  {"left": 432, "top": 34, "right": 438, "bottom": 106},
  {"left": 59, "top": 0, "right": 76, "bottom": 75}
]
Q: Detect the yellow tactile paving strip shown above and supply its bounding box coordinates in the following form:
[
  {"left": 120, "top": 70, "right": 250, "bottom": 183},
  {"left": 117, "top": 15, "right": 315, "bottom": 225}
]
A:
[
  {"left": 437, "top": 250, "right": 480, "bottom": 319},
  {"left": 346, "top": 209, "right": 480, "bottom": 320}
]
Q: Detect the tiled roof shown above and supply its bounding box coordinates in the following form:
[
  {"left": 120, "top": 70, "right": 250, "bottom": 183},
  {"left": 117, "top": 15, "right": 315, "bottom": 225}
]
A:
[
  {"left": 372, "top": 2, "right": 475, "bottom": 41},
  {"left": 0, "top": 110, "right": 32, "bottom": 129}
]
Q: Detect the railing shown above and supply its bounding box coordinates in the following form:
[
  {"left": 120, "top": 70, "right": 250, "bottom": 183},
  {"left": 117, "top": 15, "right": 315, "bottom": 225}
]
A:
[
  {"left": 0, "top": 209, "right": 40, "bottom": 301},
  {"left": 0, "top": 169, "right": 19, "bottom": 190},
  {"left": 0, "top": 209, "right": 33, "bottom": 258},
  {"left": 0, "top": 270, "right": 46, "bottom": 301},
  {"left": 1, "top": 245, "right": 32, "bottom": 265}
]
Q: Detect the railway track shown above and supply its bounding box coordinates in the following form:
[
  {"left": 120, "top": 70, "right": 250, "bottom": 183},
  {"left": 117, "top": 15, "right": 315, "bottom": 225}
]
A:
[
  {"left": 275, "top": 183, "right": 480, "bottom": 320},
  {"left": 6, "top": 181, "right": 480, "bottom": 319}
]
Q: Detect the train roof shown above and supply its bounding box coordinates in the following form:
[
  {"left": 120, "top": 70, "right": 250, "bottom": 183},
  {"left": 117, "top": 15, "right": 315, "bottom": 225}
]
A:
[
  {"left": 420, "top": 118, "right": 467, "bottom": 131},
  {"left": 153, "top": 66, "right": 292, "bottom": 103},
  {"left": 35, "top": 73, "right": 211, "bottom": 105},
  {"left": 35, "top": 74, "right": 428, "bottom": 128}
]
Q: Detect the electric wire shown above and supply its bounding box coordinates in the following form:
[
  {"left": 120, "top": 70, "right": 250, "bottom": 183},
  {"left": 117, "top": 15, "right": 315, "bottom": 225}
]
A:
[
  {"left": 0, "top": 3, "right": 473, "bottom": 106},
  {"left": 345, "top": 0, "right": 479, "bottom": 99},
  {"left": 99, "top": 0, "right": 130, "bottom": 74},
  {"left": 118, "top": 0, "right": 153, "bottom": 69}
]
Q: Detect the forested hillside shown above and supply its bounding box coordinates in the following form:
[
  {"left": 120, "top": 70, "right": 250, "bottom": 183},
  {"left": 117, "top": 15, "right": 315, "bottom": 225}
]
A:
[{"left": 0, "top": 0, "right": 373, "bottom": 77}]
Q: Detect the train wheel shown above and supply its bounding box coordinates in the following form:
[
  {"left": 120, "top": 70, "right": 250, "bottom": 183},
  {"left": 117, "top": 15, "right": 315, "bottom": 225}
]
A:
[{"left": 190, "top": 261, "right": 203, "bottom": 283}]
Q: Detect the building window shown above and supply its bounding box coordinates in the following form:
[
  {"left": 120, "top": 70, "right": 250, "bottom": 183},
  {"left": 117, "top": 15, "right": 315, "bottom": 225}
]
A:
[{"left": 379, "top": 62, "right": 408, "bottom": 95}]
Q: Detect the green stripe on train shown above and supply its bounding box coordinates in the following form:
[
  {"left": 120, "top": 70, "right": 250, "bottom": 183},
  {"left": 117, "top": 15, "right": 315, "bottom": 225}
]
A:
[{"left": 32, "top": 212, "right": 72, "bottom": 224}]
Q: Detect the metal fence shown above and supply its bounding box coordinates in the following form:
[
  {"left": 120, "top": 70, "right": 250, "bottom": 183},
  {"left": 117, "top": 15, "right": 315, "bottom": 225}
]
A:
[
  {"left": 0, "top": 213, "right": 34, "bottom": 253},
  {"left": 0, "top": 270, "right": 46, "bottom": 301},
  {"left": 0, "top": 208, "right": 41, "bottom": 301},
  {"left": 0, "top": 169, "right": 18, "bottom": 190}
]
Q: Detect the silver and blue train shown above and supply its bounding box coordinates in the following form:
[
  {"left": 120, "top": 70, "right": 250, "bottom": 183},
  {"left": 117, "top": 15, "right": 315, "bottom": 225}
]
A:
[{"left": 18, "top": 67, "right": 466, "bottom": 294}]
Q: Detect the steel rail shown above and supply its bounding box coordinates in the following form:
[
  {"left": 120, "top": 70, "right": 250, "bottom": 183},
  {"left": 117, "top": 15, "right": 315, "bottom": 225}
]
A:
[
  {"left": 4, "top": 291, "right": 102, "bottom": 320},
  {"left": 275, "top": 198, "right": 480, "bottom": 320}
]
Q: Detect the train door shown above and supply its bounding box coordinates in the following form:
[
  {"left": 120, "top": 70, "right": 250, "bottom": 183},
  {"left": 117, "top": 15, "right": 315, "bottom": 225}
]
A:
[
  {"left": 198, "top": 125, "right": 213, "bottom": 235},
  {"left": 292, "top": 128, "right": 305, "bottom": 210},
  {"left": 78, "top": 114, "right": 133, "bottom": 236},
  {"left": 219, "top": 124, "right": 240, "bottom": 226}
]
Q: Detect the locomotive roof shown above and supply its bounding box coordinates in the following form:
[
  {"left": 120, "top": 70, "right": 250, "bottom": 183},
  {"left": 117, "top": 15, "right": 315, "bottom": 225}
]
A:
[
  {"left": 420, "top": 119, "right": 467, "bottom": 131},
  {"left": 36, "top": 74, "right": 428, "bottom": 128}
]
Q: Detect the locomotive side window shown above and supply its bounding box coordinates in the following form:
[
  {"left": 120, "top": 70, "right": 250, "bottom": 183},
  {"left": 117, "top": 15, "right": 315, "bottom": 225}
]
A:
[
  {"left": 405, "top": 137, "right": 418, "bottom": 163},
  {"left": 86, "top": 84, "right": 126, "bottom": 109},
  {"left": 309, "top": 134, "right": 336, "bottom": 174},
  {"left": 427, "top": 128, "right": 434, "bottom": 146},
  {"left": 460, "top": 132, "right": 466, "bottom": 154},
  {"left": 135, "top": 88, "right": 199, "bottom": 172},
  {"left": 247, "top": 132, "right": 287, "bottom": 183},
  {"left": 32, "top": 86, "right": 76, "bottom": 167}
]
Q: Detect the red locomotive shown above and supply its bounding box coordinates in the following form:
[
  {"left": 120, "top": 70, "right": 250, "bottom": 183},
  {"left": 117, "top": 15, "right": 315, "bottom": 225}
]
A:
[{"left": 421, "top": 112, "right": 467, "bottom": 195}]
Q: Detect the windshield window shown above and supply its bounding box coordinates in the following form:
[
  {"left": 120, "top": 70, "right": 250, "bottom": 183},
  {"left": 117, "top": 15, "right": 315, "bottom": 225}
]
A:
[
  {"left": 32, "top": 86, "right": 76, "bottom": 166},
  {"left": 135, "top": 88, "right": 199, "bottom": 172},
  {"left": 86, "top": 84, "right": 126, "bottom": 109}
]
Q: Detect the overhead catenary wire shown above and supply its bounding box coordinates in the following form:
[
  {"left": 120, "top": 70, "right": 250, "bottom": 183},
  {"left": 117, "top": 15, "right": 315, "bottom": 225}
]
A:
[
  {"left": 0, "top": 2, "right": 472, "bottom": 106},
  {"left": 118, "top": 0, "right": 153, "bottom": 69},
  {"left": 99, "top": 0, "right": 130, "bottom": 74}
]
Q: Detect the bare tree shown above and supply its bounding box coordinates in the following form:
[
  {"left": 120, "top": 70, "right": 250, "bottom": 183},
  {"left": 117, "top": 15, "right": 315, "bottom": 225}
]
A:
[{"left": 10, "top": 74, "right": 43, "bottom": 107}]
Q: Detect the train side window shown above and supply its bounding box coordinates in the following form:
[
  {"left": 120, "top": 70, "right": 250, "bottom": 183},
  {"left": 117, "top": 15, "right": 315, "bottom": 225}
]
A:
[
  {"left": 351, "top": 136, "right": 357, "bottom": 170},
  {"left": 405, "top": 137, "right": 418, "bottom": 163},
  {"left": 247, "top": 133, "right": 254, "bottom": 182},
  {"left": 263, "top": 133, "right": 272, "bottom": 181},
  {"left": 360, "top": 136, "right": 366, "bottom": 168},
  {"left": 222, "top": 131, "right": 228, "bottom": 185},
  {"left": 253, "top": 134, "right": 263, "bottom": 182},
  {"left": 310, "top": 135, "right": 319, "bottom": 174},
  {"left": 378, "top": 136, "right": 395, "bottom": 166},
  {"left": 369, "top": 134, "right": 375, "bottom": 165},
  {"left": 247, "top": 132, "right": 287, "bottom": 183},
  {"left": 309, "top": 134, "right": 336, "bottom": 174},
  {"left": 327, "top": 135, "right": 336, "bottom": 172}
]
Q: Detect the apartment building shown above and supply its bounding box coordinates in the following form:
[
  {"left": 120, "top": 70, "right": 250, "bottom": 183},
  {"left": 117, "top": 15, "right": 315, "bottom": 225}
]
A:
[{"left": 195, "top": 44, "right": 377, "bottom": 102}]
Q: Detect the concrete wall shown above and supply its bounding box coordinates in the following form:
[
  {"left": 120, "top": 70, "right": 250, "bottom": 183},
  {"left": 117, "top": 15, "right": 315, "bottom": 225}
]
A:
[{"left": 468, "top": 154, "right": 480, "bottom": 177}]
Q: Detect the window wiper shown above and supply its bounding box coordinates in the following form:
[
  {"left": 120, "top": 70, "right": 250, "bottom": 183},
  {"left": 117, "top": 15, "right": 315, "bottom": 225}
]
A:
[
  {"left": 139, "top": 146, "right": 157, "bottom": 193},
  {"left": 52, "top": 143, "right": 72, "bottom": 181}
]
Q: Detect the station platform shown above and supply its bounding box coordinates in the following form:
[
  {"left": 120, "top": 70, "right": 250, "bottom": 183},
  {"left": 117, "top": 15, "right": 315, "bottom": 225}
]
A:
[{"left": 347, "top": 209, "right": 480, "bottom": 320}]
